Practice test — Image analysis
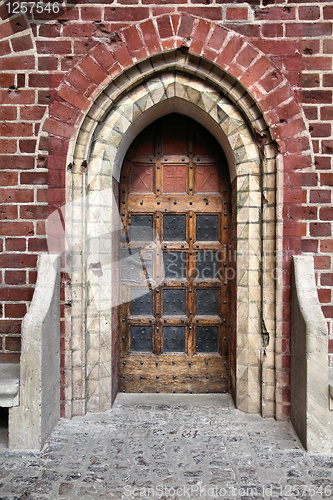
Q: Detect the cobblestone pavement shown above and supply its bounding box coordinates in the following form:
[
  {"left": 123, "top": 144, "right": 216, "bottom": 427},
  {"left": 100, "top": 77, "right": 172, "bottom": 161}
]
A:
[{"left": 0, "top": 394, "right": 332, "bottom": 500}]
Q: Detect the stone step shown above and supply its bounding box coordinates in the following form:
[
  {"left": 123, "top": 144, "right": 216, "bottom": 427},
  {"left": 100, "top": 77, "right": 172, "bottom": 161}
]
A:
[{"left": 0, "top": 363, "right": 20, "bottom": 407}]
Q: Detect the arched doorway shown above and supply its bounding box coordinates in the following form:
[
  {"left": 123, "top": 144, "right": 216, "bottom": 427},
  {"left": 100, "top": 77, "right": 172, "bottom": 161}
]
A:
[{"left": 119, "top": 114, "right": 231, "bottom": 393}]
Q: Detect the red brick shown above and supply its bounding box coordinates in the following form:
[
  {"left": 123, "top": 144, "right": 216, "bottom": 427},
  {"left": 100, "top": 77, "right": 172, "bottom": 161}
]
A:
[
  {"left": 207, "top": 25, "right": 228, "bottom": 52},
  {"left": 0, "top": 106, "right": 17, "bottom": 121},
  {"left": 0, "top": 15, "right": 28, "bottom": 38},
  {"left": 0, "top": 39, "right": 11, "bottom": 56},
  {"left": 321, "top": 173, "right": 333, "bottom": 186},
  {"left": 286, "top": 22, "right": 332, "bottom": 38},
  {"left": 216, "top": 35, "right": 244, "bottom": 69},
  {"left": 261, "top": 23, "right": 284, "bottom": 38},
  {"left": 314, "top": 256, "right": 331, "bottom": 270},
  {"left": 39, "top": 23, "right": 62, "bottom": 37},
  {"left": 310, "top": 190, "right": 331, "bottom": 203},
  {"left": 20, "top": 106, "right": 46, "bottom": 121},
  {"left": 112, "top": 44, "right": 132, "bottom": 68},
  {"left": 321, "top": 107, "right": 333, "bottom": 121},
  {"left": 0, "top": 189, "right": 33, "bottom": 203},
  {"left": 20, "top": 205, "right": 48, "bottom": 220},
  {"left": 322, "top": 306, "right": 333, "bottom": 319},
  {"left": 0, "top": 74, "right": 15, "bottom": 89},
  {"left": 0, "top": 89, "right": 35, "bottom": 105},
  {"left": 255, "top": 6, "right": 296, "bottom": 21},
  {"left": 240, "top": 56, "right": 272, "bottom": 89},
  {"left": 283, "top": 221, "right": 306, "bottom": 237},
  {"left": 81, "top": 7, "right": 102, "bottom": 21},
  {"left": 226, "top": 7, "right": 248, "bottom": 21},
  {"left": 0, "top": 156, "right": 34, "bottom": 170},
  {"left": 302, "top": 90, "right": 332, "bottom": 105},
  {"left": 299, "top": 5, "right": 320, "bottom": 20},
  {"left": 321, "top": 273, "right": 333, "bottom": 286},
  {"left": 323, "top": 39, "right": 333, "bottom": 54},
  {"left": 275, "top": 100, "right": 303, "bottom": 124},
  {"left": 0, "top": 122, "right": 33, "bottom": 138},
  {"left": 323, "top": 74, "right": 333, "bottom": 87},
  {"left": 79, "top": 56, "right": 108, "bottom": 85},
  {"left": 19, "top": 140, "right": 36, "bottom": 154},
  {"left": 302, "top": 57, "right": 332, "bottom": 71},
  {"left": 301, "top": 173, "right": 317, "bottom": 187},
  {"left": 63, "top": 24, "right": 94, "bottom": 37},
  {"left": 329, "top": 339, "right": 333, "bottom": 354},
  {"left": 0, "top": 140, "right": 17, "bottom": 154},
  {"left": 28, "top": 74, "right": 62, "bottom": 88},
  {"left": 235, "top": 45, "right": 259, "bottom": 69},
  {"left": 11, "top": 35, "right": 33, "bottom": 52},
  {"left": 36, "top": 40, "right": 72, "bottom": 55},
  {"left": 320, "top": 240, "right": 333, "bottom": 253},
  {"left": 311, "top": 123, "right": 331, "bottom": 138},
  {"left": 303, "top": 107, "right": 318, "bottom": 120},
  {"left": 140, "top": 19, "right": 161, "bottom": 54},
  {"left": 302, "top": 40, "right": 320, "bottom": 56},
  {"left": 58, "top": 85, "right": 91, "bottom": 111},
  {"left": 5, "top": 304, "right": 27, "bottom": 319},
  {"left": 310, "top": 222, "right": 331, "bottom": 237},
  {"left": 20, "top": 172, "right": 47, "bottom": 186},
  {"left": 43, "top": 118, "right": 76, "bottom": 139},
  {"left": 301, "top": 239, "right": 318, "bottom": 253},
  {"left": 38, "top": 56, "right": 58, "bottom": 71},
  {"left": 104, "top": 7, "right": 149, "bottom": 22},
  {"left": 5, "top": 271, "right": 26, "bottom": 285},
  {"left": 122, "top": 25, "right": 145, "bottom": 53},
  {"left": 315, "top": 156, "right": 331, "bottom": 170},
  {"left": 289, "top": 205, "right": 317, "bottom": 220},
  {"left": 178, "top": 7, "right": 222, "bottom": 21},
  {"left": 6, "top": 238, "right": 26, "bottom": 252},
  {"left": 259, "top": 85, "right": 294, "bottom": 113},
  {"left": 0, "top": 172, "right": 18, "bottom": 187},
  {"left": 0, "top": 222, "right": 34, "bottom": 236},
  {"left": 322, "top": 141, "right": 333, "bottom": 155},
  {"left": 37, "top": 190, "right": 48, "bottom": 203},
  {"left": 0, "top": 206, "right": 18, "bottom": 219},
  {"left": 273, "top": 118, "right": 306, "bottom": 139},
  {"left": 5, "top": 336, "right": 21, "bottom": 352},
  {"left": 323, "top": 5, "right": 333, "bottom": 20},
  {"left": 320, "top": 207, "right": 333, "bottom": 220},
  {"left": 228, "top": 23, "right": 261, "bottom": 38},
  {"left": 91, "top": 44, "right": 116, "bottom": 70},
  {"left": 28, "top": 238, "right": 48, "bottom": 252},
  {"left": 302, "top": 73, "right": 320, "bottom": 88}
]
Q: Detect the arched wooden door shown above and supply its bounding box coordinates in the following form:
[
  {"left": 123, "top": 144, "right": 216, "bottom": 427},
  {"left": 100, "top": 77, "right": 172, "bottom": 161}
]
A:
[{"left": 119, "top": 114, "right": 231, "bottom": 393}]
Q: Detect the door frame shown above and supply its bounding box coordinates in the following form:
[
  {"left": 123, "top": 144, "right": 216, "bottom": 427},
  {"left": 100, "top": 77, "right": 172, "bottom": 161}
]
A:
[{"left": 66, "top": 64, "right": 279, "bottom": 419}]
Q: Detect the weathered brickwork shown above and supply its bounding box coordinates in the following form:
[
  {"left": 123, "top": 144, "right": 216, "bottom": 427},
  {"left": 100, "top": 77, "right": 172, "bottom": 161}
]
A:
[{"left": 0, "top": 0, "right": 332, "bottom": 420}]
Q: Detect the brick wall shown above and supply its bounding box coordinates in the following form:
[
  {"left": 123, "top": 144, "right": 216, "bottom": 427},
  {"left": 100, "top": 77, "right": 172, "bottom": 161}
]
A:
[{"left": 0, "top": 0, "right": 332, "bottom": 417}]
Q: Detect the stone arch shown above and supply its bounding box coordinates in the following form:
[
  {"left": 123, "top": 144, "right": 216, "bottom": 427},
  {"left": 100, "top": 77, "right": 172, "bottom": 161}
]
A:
[{"left": 47, "top": 14, "right": 312, "bottom": 419}]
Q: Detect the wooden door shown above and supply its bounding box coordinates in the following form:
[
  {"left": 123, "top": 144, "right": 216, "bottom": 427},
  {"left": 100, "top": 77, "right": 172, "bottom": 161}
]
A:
[{"left": 119, "top": 114, "right": 230, "bottom": 393}]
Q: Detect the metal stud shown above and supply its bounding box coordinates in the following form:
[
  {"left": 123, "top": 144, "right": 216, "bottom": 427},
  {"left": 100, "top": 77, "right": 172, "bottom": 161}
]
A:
[
  {"left": 156, "top": 362, "right": 159, "bottom": 367},
  {"left": 156, "top": 375, "right": 159, "bottom": 379},
  {"left": 172, "top": 361, "right": 176, "bottom": 365},
  {"left": 123, "top": 361, "right": 126, "bottom": 365},
  {"left": 173, "top": 375, "right": 177, "bottom": 379}
]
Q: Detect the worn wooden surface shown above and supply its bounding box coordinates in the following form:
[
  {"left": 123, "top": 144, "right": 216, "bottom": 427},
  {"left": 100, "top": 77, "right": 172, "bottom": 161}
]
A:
[{"left": 119, "top": 114, "right": 231, "bottom": 393}]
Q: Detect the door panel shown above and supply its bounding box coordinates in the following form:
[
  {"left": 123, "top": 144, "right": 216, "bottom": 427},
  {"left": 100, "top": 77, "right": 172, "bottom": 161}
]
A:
[{"left": 119, "top": 114, "right": 230, "bottom": 394}]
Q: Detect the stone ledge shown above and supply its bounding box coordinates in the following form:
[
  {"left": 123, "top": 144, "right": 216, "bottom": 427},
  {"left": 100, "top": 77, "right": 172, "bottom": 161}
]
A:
[{"left": 0, "top": 363, "right": 20, "bottom": 408}]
